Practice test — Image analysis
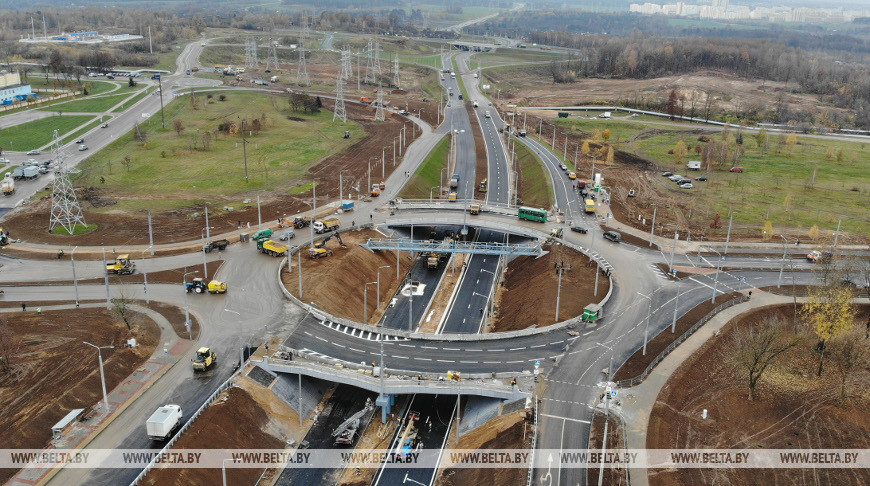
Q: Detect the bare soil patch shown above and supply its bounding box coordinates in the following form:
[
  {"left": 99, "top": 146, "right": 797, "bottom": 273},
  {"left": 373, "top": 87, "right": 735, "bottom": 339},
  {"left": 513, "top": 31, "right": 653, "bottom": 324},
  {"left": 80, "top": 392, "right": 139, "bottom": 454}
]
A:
[
  {"left": 436, "top": 410, "right": 532, "bottom": 486},
  {"left": 491, "top": 244, "right": 609, "bottom": 332},
  {"left": 612, "top": 291, "right": 743, "bottom": 381},
  {"left": 420, "top": 254, "right": 467, "bottom": 333},
  {"left": 586, "top": 413, "right": 628, "bottom": 486},
  {"left": 465, "top": 103, "right": 489, "bottom": 195},
  {"left": 647, "top": 304, "right": 870, "bottom": 486},
  {"left": 281, "top": 229, "right": 413, "bottom": 324},
  {"left": 143, "top": 386, "right": 284, "bottom": 486},
  {"left": 3, "top": 103, "right": 416, "bottom": 247},
  {"left": 0, "top": 308, "right": 158, "bottom": 484}
]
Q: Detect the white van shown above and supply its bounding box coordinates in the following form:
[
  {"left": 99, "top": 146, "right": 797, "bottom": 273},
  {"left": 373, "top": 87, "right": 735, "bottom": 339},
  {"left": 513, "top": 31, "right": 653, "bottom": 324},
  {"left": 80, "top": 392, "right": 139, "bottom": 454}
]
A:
[{"left": 78, "top": 145, "right": 89, "bottom": 151}]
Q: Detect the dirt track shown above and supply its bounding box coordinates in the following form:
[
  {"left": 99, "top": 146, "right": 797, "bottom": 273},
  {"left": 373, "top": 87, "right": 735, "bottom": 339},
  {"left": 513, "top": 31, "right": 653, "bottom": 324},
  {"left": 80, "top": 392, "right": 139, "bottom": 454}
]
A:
[
  {"left": 0, "top": 308, "right": 159, "bottom": 484},
  {"left": 647, "top": 304, "right": 870, "bottom": 486}
]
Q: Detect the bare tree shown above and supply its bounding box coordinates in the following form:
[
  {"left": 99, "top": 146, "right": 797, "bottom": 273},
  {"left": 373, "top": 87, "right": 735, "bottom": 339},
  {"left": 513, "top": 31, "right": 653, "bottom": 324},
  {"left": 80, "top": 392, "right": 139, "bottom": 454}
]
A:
[
  {"left": 729, "top": 316, "right": 801, "bottom": 400},
  {"left": 110, "top": 287, "right": 136, "bottom": 330},
  {"left": 173, "top": 119, "right": 185, "bottom": 136},
  {"left": 830, "top": 328, "right": 868, "bottom": 404}
]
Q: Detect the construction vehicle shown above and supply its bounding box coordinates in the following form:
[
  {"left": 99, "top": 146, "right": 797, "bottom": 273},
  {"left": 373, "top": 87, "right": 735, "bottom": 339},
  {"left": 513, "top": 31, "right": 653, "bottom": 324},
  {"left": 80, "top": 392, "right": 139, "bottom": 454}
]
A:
[
  {"left": 426, "top": 238, "right": 451, "bottom": 269},
  {"left": 106, "top": 254, "right": 136, "bottom": 275},
  {"left": 469, "top": 203, "right": 480, "bottom": 215},
  {"left": 252, "top": 228, "right": 272, "bottom": 240},
  {"left": 257, "top": 239, "right": 288, "bottom": 257},
  {"left": 449, "top": 174, "right": 459, "bottom": 189},
  {"left": 0, "top": 228, "right": 9, "bottom": 246},
  {"left": 207, "top": 280, "right": 228, "bottom": 294},
  {"left": 185, "top": 278, "right": 227, "bottom": 294},
  {"left": 550, "top": 227, "right": 564, "bottom": 239},
  {"left": 395, "top": 411, "right": 421, "bottom": 458},
  {"left": 807, "top": 250, "right": 834, "bottom": 263},
  {"left": 280, "top": 216, "right": 313, "bottom": 229},
  {"left": 146, "top": 405, "right": 183, "bottom": 441},
  {"left": 478, "top": 179, "right": 487, "bottom": 192},
  {"left": 192, "top": 347, "right": 217, "bottom": 371},
  {"left": 313, "top": 218, "right": 340, "bottom": 234},
  {"left": 203, "top": 239, "right": 229, "bottom": 253},
  {"left": 308, "top": 247, "right": 333, "bottom": 259},
  {"left": 448, "top": 192, "right": 457, "bottom": 201},
  {"left": 370, "top": 184, "right": 381, "bottom": 197},
  {"left": 584, "top": 199, "right": 596, "bottom": 214},
  {"left": 2, "top": 173, "right": 14, "bottom": 196},
  {"left": 379, "top": 181, "right": 386, "bottom": 190},
  {"left": 332, "top": 398, "right": 373, "bottom": 446}
]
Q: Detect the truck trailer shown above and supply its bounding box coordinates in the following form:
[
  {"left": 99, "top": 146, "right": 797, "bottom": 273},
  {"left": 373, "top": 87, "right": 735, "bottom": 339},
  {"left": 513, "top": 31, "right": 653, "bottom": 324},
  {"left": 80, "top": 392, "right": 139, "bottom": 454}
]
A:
[
  {"left": 146, "top": 405, "right": 183, "bottom": 441},
  {"left": 313, "top": 218, "right": 340, "bottom": 234}
]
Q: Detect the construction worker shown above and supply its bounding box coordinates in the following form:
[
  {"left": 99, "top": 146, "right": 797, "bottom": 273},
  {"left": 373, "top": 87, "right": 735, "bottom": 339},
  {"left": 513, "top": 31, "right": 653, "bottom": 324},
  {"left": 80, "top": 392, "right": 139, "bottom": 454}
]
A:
[
  {"left": 21, "top": 302, "right": 26, "bottom": 311},
  {"left": 57, "top": 249, "right": 64, "bottom": 259}
]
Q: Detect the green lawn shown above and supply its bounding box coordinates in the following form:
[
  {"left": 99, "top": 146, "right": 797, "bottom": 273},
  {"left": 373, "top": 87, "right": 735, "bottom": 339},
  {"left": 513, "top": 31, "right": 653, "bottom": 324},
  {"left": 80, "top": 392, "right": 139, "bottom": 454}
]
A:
[
  {"left": 73, "top": 90, "right": 363, "bottom": 208},
  {"left": 515, "top": 139, "right": 554, "bottom": 208},
  {"left": 112, "top": 87, "right": 155, "bottom": 113},
  {"left": 61, "top": 118, "right": 103, "bottom": 145},
  {"left": 39, "top": 91, "right": 138, "bottom": 113},
  {"left": 401, "top": 135, "right": 449, "bottom": 198},
  {"left": 2, "top": 115, "right": 95, "bottom": 151},
  {"left": 471, "top": 49, "right": 561, "bottom": 69},
  {"left": 555, "top": 116, "right": 870, "bottom": 236},
  {"left": 451, "top": 58, "right": 470, "bottom": 101}
]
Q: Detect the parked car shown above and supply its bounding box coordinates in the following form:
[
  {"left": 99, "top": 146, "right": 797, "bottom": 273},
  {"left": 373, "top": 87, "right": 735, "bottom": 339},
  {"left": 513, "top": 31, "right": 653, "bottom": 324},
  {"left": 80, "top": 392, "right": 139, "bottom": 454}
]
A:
[
  {"left": 669, "top": 174, "right": 683, "bottom": 182},
  {"left": 695, "top": 176, "right": 708, "bottom": 181},
  {"left": 661, "top": 172, "right": 673, "bottom": 177},
  {"left": 570, "top": 226, "right": 588, "bottom": 234},
  {"left": 677, "top": 178, "right": 692, "bottom": 185},
  {"left": 26, "top": 149, "right": 40, "bottom": 155},
  {"left": 680, "top": 183, "right": 694, "bottom": 189},
  {"left": 603, "top": 231, "right": 622, "bottom": 242},
  {"left": 730, "top": 166, "right": 744, "bottom": 172}
]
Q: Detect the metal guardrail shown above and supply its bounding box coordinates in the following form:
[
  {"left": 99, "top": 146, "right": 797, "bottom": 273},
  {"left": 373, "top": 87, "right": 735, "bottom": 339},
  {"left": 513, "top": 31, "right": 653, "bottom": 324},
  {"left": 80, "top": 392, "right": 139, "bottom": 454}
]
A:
[
  {"left": 526, "top": 393, "right": 539, "bottom": 486},
  {"left": 364, "top": 237, "right": 542, "bottom": 256},
  {"left": 129, "top": 367, "right": 243, "bottom": 486},
  {"left": 614, "top": 295, "right": 748, "bottom": 388}
]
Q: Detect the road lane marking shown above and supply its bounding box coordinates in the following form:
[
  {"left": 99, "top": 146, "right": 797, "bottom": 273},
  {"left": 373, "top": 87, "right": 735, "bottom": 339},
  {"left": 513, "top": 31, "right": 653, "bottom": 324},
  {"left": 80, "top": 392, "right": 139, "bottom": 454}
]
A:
[
  {"left": 540, "top": 413, "right": 591, "bottom": 424},
  {"left": 509, "top": 347, "right": 526, "bottom": 351}
]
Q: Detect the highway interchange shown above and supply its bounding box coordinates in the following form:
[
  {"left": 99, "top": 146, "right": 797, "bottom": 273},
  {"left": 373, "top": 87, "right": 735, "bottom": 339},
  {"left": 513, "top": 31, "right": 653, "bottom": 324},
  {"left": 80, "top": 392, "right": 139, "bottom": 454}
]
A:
[{"left": 0, "top": 35, "right": 843, "bottom": 486}]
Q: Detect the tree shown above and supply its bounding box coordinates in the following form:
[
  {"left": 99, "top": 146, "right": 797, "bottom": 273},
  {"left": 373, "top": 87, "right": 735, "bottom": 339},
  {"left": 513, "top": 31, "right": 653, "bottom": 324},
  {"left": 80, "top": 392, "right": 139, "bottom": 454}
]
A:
[
  {"left": 601, "top": 129, "right": 611, "bottom": 140},
  {"left": 825, "top": 146, "right": 835, "bottom": 160},
  {"left": 128, "top": 77, "right": 136, "bottom": 88},
  {"left": 836, "top": 147, "right": 845, "bottom": 162},
  {"left": 830, "top": 328, "right": 868, "bottom": 404},
  {"left": 785, "top": 132, "right": 797, "bottom": 155},
  {"left": 762, "top": 221, "right": 773, "bottom": 240},
  {"left": 808, "top": 225, "right": 820, "bottom": 240},
  {"left": 606, "top": 145, "right": 614, "bottom": 164},
  {"left": 173, "top": 119, "right": 185, "bottom": 136},
  {"left": 581, "top": 140, "right": 590, "bottom": 155},
  {"left": 666, "top": 89, "right": 680, "bottom": 120},
  {"left": 729, "top": 316, "right": 800, "bottom": 400},
  {"left": 110, "top": 287, "right": 135, "bottom": 330},
  {"left": 122, "top": 155, "right": 132, "bottom": 171},
  {"left": 710, "top": 213, "right": 722, "bottom": 229},
  {"left": 672, "top": 140, "right": 688, "bottom": 163},
  {"left": 801, "top": 284, "right": 857, "bottom": 376},
  {"left": 755, "top": 128, "right": 769, "bottom": 154}
]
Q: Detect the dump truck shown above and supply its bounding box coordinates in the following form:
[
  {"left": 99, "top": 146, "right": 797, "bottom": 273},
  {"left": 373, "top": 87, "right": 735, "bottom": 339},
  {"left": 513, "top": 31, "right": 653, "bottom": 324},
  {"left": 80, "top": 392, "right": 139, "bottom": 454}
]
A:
[
  {"left": 584, "top": 199, "right": 596, "bottom": 214},
  {"left": 342, "top": 201, "right": 354, "bottom": 212},
  {"left": 313, "top": 218, "right": 340, "bottom": 234},
  {"left": 257, "top": 239, "right": 288, "bottom": 257},
  {"left": 427, "top": 238, "right": 450, "bottom": 269},
  {"left": 1, "top": 174, "right": 14, "bottom": 196},
  {"left": 478, "top": 179, "right": 487, "bottom": 192},
  {"left": 449, "top": 173, "right": 460, "bottom": 189},
  {"left": 192, "top": 347, "right": 217, "bottom": 371},
  {"left": 360, "top": 97, "right": 373, "bottom": 104},
  {"left": 203, "top": 239, "right": 229, "bottom": 253},
  {"left": 106, "top": 254, "right": 136, "bottom": 275},
  {"left": 309, "top": 247, "right": 333, "bottom": 259},
  {"left": 370, "top": 184, "right": 381, "bottom": 197},
  {"left": 332, "top": 398, "right": 373, "bottom": 446},
  {"left": 469, "top": 203, "right": 480, "bottom": 215},
  {"left": 146, "top": 405, "right": 183, "bottom": 441}
]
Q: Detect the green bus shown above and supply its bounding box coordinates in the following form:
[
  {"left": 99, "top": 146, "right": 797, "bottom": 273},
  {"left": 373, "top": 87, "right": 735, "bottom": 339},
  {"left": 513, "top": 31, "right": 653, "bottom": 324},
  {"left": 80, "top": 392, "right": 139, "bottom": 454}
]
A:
[{"left": 518, "top": 206, "right": 548, "bottom": 223}]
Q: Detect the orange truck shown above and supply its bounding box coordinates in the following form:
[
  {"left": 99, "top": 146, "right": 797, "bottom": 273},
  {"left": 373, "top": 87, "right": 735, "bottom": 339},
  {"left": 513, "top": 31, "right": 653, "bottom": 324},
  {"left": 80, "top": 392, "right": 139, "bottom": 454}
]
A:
[{"left": 360, "top": 97, "right": 373, "bottom": 104}]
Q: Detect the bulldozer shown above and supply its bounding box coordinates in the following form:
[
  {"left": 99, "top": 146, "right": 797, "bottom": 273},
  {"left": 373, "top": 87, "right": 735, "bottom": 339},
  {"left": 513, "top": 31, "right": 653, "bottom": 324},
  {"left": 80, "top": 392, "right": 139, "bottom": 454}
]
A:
[
  {"left": 106, "top": 254, "right": 136, "bottom": 275},
  {"left": 192, "top": 347, "right": 217, "bottom": 371}
]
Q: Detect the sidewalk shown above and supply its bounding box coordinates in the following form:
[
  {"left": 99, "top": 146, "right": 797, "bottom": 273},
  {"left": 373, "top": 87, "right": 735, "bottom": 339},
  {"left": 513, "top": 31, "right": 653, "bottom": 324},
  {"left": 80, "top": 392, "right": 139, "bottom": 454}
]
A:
[
  {"left": 5, "top": 303, "right": 192, "bottom": 486},
  {"left": 614, "top": 292, "right": 870, "bottom": 486}
]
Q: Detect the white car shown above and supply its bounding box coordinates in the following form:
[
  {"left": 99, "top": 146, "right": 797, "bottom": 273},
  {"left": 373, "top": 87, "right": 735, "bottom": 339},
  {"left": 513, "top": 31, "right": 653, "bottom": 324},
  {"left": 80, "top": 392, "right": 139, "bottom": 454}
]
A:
[
  {"left": 680, "top": 183, "right": 693, "bottom": 189},
  {"left": 78, "top": 145, "right": 88, "bottom": 151},
  {"left": 669, "top": 174, "right": 683, "bottom": 182},
  {"left": 484, "top": 111, "right": 491, "bottom": 118}
]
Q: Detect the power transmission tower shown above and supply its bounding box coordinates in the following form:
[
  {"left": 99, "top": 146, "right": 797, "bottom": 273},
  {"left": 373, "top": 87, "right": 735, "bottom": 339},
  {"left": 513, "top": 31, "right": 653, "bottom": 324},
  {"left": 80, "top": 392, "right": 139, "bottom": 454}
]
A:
[
  {"left": 373, "top": 39, "right": 382, "bottom": 81},
  {"left": 374, "top": 86, "right": 385, "bottom": 122},
  {"left": 245, "top": 37, "right": 258, "bottom": 70},
  {"left": 265, "top": 38, "right": 280, "bottom": 71},
  {"left": 333, "top": 75, "right": 347, "bottom": 123},
  {"left": 392, "top": 52, "right": 400, "bottom": 88},
  {"left": 48, "top": 129, "right": 86, "bottom": 234},
  {"left": 296, "top": 31, "right": 309, "bottom": 86},
  {"left": 340, "top": 47, "right": 352, "bottom": 80},
  {"left": 364, "top": 38, "right": 375, "bottom": 84}
]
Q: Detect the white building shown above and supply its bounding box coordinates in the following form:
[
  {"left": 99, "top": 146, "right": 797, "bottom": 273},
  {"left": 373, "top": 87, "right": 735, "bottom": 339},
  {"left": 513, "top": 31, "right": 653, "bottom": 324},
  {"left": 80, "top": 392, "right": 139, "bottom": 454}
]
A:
[{"left": 0, "top": 72, "right": 33, "bottom": 105}]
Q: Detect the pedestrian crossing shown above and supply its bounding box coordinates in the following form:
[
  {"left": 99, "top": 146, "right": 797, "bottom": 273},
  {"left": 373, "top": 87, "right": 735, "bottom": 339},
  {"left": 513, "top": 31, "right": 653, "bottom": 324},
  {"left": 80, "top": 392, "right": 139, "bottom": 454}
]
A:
[
  {"left": 319, "top": 320, "right": 409, "bottom": 342},
  {"left": 650, "top": 263, "right": 672, "bottom": 280}
]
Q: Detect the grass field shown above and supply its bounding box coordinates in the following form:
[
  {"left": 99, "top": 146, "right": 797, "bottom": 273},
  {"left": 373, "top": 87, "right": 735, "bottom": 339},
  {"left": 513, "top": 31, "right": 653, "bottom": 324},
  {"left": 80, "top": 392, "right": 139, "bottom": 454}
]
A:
[
  {"left": 515, "top": 139, "right": 553, "bottom": 208},
  {"left": 451, "top": 58, "right": 470, "bottom": 101},
  {"left": 556, "top": 117, "right": 870, "bottom": 236},
  {"left": 401, "top": 135, "right": 449, "bottom": 198},
  {"left": 61, "top": 118, "right": 103, "bottom": 145},
  {"left": 112, "top": 87, "right": 154, "bottom": 112},
  {"left": 471, "top": 49, "right": 561, "bottom": 69},
  {"left": 40, "top": 90, "right": 139, "bottom": 113},
  {"left": 3, "top": 115, "right": 96, "bottom": 151},
  {"left": 73, "top": 90, "right": 363, "bottom": 208}
]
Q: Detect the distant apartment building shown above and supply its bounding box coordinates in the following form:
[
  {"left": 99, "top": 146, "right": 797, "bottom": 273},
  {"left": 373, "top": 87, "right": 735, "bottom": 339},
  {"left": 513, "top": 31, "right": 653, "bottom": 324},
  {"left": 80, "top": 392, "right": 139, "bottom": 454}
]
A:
[
  {"left": 0, "top": 72, "right": 33, "bottom": 105},
  {"left": 629, "top": 0, "right": 870, "bottom": 23}
]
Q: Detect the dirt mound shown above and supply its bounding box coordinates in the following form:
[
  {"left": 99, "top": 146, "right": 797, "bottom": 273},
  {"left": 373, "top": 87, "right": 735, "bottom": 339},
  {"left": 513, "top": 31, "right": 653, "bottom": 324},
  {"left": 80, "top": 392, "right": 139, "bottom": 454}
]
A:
[
  {"left": 0, "top": 308, "right": 158, "bottom": 484},
  {"left": 491, "top": 244, "right": 609, "bottom": 332},
  {"left": 144, "top": 387, "right": 283, "bottom": 485},
  {"left": 647, "top": 304, "right": 870, "bottom": 486},
  {"left": 281, "top": 229, "right": 412, "bottom": 324}
]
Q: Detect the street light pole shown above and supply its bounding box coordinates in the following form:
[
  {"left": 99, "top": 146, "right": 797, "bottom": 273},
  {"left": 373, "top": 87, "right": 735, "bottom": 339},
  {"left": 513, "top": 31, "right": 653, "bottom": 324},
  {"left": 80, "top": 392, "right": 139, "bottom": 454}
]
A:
[
  {"left": 596, "top": 342, "right": 615, "bottom": 486},
  {"left": 201, "top": 228, "right": 208, "bottom": 279},
  {"left": 554, "top": 261, "right": 572, "bottom": 322},
  {"left": 83, "top": 341, "right": 114, "bottom": 411},
  {"left": 778, "top": 235, "right": 788, "bottom": 288},
  {"left": 637, "top": 292, "right": 652, "bottom": 356},
  {"left": 183, "top": 270, "right": 198, "bottom": 340},
  {"left": 141, "top": 248, "right": 151, "bottom": 304},
  {"left": 222, "top": 458, "right": 240, "bottom": 486},
  {"left": 157, "top": 75, "right": 165, "bottom": 129},
  {"left": 708, "top": 247, "right": 722, "bottom": 304},
  {"left": 224, "top": 308, "right": 244, "bottom": 369},
  {"left": 71, "top": 245, "right": 79, "bottom": 306},
  {"left": 669, "top": 232, "right": 679, "bottom": 275}
]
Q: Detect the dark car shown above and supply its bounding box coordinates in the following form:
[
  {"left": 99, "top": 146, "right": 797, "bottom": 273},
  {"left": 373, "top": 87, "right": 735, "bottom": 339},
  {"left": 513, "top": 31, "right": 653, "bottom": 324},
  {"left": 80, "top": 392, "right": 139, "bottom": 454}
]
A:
[
  {"left": 571, "top": 226, "right": 588, "bottom": 234},
  {"left": 101, "top": 123, "right": 109, "bottom": 128},
  {"left": 603, "top": 231, "right": 622, "bottom": 243},
  {"left": 661, "top": 171, "right": 673, "bottom": 177},
  {"left": 106, "top": 75, "right": 115, "bottom": 79},
  {"left": 75, "top": 138, "right": 84, "bottom": 144},
  {"left": 695, "top": 176, "right": 708, "bottom": 181}
]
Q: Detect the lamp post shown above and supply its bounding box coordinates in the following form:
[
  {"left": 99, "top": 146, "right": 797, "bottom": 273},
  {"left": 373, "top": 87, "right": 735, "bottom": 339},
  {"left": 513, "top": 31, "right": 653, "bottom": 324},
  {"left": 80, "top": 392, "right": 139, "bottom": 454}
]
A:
[
  {"left": 596, "top": 342, "right": 616, "bottom": 486},
  {"left": 778, "top": 235, "right": 788, "bottom": 288},
  {"left": 472, "top": 291, "right": 491, "bottom": 331},
  {"left": 376, "top": 265, "right": 390, "bottom": 306},
  {"left": 430, "top": 186, "right": 440, "bottom": 202},
  {"left": 183, "top": 270, "right": 198, "bottom": 340},
  {"left": 222, "top": 458, "right": 240, "bottom": 486},
  {"left": 637, "top": 292, "right": 652, "bottom": 356},
  {"left": 708, "top": 247, "right": 723, "bottom": 304},
  {"left": 71, "top": 245, "right": 79, "bottom": 306},
  {"left": 364, "top": 281, "right": 377, "bottom": 324},
  {"left": 554, "top": 261, "right": 572, "bottom": 322},
  {"left": 224, "top": 308, "right": 244, "bottom": 369},
  {"left": 141, "top": 247, "right": 151, "bottom": 304},
  {"left": 200, "top": 228, "right": 209, "bottom": 279},
  {"left": 440, "top": 168, "right": 447, "bottom": 193},
  {"left": 83, "top": 341, "right": 114, "bottom": 411}
]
